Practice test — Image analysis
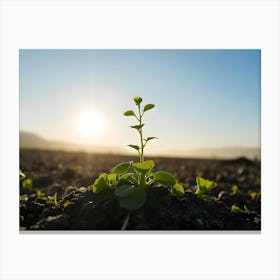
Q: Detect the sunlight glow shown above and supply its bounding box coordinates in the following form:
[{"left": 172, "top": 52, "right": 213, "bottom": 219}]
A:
[{"left": 76, "top": 111, "right": 105, "bottom": 137}]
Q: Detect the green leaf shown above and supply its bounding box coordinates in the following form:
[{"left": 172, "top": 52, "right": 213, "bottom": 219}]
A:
[
  {"left": 118, "top": 187, "right": 146, "bottom": 211},
  {"left": 231, "top": 205, "right": 245, "bottom": 213},
  {"left": 47, "top": 193, "right": 57, "bottom": 205},
  {"left": 154, "top": 171, "right": 176, "bottom": 186},
  {"left": 37, "top": 190, "right": 45, "bottom": 197},
  {"left": 231, "top": 184, "right": 238, "bottom": 195},
  {"left": 22, "top": 178, "right": 33, "bottom": 190},
  {"left": 171, "top": 183, "right": 185, "bottom": 197},
  {"left": 108, "top": 173, "right": 117, "bottom": 186},
  {"left": 132, "top": 160, "right": 155, "bottom": 174},
  {"left": 146, "top": 171, "right": 154, "bottom": 178},
  {"left": 133, "top": 96, "right": 142, "bottom": 105},
  {"left": 197, "top": 194, "right": 211, "bottom": 200},
  {"left": 144, "top": 137, "right": 158, "bottom": 142},
  {"left": 93, "top": 173, "right": 109, "bottom": 194},
  {"left": 196, "top": 176, "right": 217, "bottom": 190},
  {"left": 130, "top": 124, "right": 144, "bottom": 130},
  {"left": 128, "top": 144, "right": 140, "bottom": 152},
  {"left": 143, "top": 104, "right": 155, "bottom": 112},
  {"left": 108, "top": 173, "right": 117, "bottom": 181},
  {"left": 114, "top": 185, "right": 134, "bottom": 197},
  {"left": 250, "top": 191, "right": 257, "bottom": 200},
  {"left": 196, "top": 176, "right": 217, "bottom": 195},
  {"left": 119, "top": 173, "right": 135, "bottom": 183},
  {"left": 113, "top": 162, "right": 131, "bottom": 175},
  {"left": 124, "top": 110, "right": 135, "bottom": 117}
]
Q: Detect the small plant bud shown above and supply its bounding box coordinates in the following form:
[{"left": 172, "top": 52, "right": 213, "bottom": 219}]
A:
[{"left": 133, "top": 96, "right": 142, "bottom": 105}]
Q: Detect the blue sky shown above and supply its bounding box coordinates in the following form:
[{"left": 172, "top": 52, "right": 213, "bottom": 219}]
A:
[{"left": 20, "top": 49, "right": 260, "bottom": 156}]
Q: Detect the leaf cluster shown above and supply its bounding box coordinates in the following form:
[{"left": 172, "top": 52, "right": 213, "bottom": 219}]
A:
[{"left": 93, "top": 160, "right": 185, "bottom": 211}]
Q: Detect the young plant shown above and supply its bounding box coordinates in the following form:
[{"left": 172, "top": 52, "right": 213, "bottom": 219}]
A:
[
  {"left": 195, "top": 176, "right": 217, "bottom": 200},
  {"left": 231, "top": 184, "right": 239, "bottom": 195},
  {"left": 231, "top": 204, "right": 249, "bottom": 214},
  {"left": 47, "top": 193, "right": 57, "bottom": 205},
  {"left": 21, "top": 178, "right": 33, "bottom": 191},
  {"left": 92, "top": 96, "right": 185, "bottom": 211}
]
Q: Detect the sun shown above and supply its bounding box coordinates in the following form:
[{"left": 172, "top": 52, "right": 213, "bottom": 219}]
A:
[{"left": 76, "top": 111, "right": 105, "bottom": 137}]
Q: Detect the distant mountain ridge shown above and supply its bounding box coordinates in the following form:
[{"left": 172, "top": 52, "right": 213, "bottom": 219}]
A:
[
  {"left": 183, "top": 146, "right": 260, "bottom": 160},
  {"left": 20, "top": 131, "right": 260, "bottom": 159},
  {"left": 19, "top": 131, "right": 123, "bottom": 154},
  {"left": 20, "top": 131, "right": 80, "bottom": 151}
]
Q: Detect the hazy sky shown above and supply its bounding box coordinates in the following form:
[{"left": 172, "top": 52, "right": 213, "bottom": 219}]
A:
[{"left": 20, "top": 49, "right": 260, "bottom": 156}]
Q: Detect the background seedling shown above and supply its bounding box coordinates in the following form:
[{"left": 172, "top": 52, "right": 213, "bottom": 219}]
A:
[
  {"left": 195, "top": 176, "right": 217, "bottom": 199},
  {"left": 250, "top": 191, "right": 258, "bottom": 200},
  {"left": 231, "top": 204, "right": 249, "bottom": 214},
  {"left": 36, "top": 190, "right": 45, "bottom": 197},
  {"left": 21, "top": 178, "right": 33, "bottom": 191},
  {"left": 231, "top": 184, "right": 239, "bottom": 195},
  {"left": 47, "top": 193, "right": 57, "bottom": 205}
]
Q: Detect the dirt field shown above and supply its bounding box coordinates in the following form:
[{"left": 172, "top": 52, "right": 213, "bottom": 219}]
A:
[{"left": 20, "top": 148, "right": 261, "bottom": 230}]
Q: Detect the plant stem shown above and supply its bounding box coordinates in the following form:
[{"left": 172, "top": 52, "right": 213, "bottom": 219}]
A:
[
  {"left": 139, "top": 173, "right": 145, "bottom": 188},
  {"left": 137, "top": 104, "right": 146, "bottom": 188},
  {"left": 138, "top": 104, "right": 144, "bottom": 163}
]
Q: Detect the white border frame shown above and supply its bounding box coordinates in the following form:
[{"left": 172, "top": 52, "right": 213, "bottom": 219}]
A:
[{"left": 1, "top": 0, "right": 279, "bottom": 279}]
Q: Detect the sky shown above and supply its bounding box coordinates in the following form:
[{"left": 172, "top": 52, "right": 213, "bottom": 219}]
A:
[{"left": 19, "top": 49, "right": 261, "bottom": 156}]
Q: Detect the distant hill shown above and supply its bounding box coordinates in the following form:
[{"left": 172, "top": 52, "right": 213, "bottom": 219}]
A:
[
  {"left": 20, "top": 131, "right": 260, "bottom": 159},
  {"left": 185, "top": 146, "right": 260, "bottom": 160},
  {"left": 19, "top": 131, "right": 123, "bottom": 153},
  {"left": 20, "top": 131, "right": 79, "bottom": 151}
]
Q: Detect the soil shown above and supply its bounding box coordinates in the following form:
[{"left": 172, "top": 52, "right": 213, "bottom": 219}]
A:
[{"left": 20, "top": 149, "right": 261, "bottom": 231}]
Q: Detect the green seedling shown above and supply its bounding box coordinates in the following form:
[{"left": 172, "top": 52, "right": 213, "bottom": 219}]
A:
[
  {"left": 231, "top": 184, "right": 238, "bottom": 195},
  {"left": 231, "top": 204, "right": 244, "bottom": 213},
  {"left": 21, "top": 178, "right": 33, "bottom": 191},
  {"left": 231, "top": 204, "right": 249, "bottom": 214},
  {"left": 47, "top": 193, "right": 57, "bottom": 205},
  {"left": 195, "top": 176, "right": 217, "bottom": 199},
  {"left": 93, "top": 96, "right": 185, "bottom": 211},
  {"left": 37, "top": 190, "right": 45, "bottom": 197},
  {"left": 250, "top": 191, "right": 257, "bottom": 200}
]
